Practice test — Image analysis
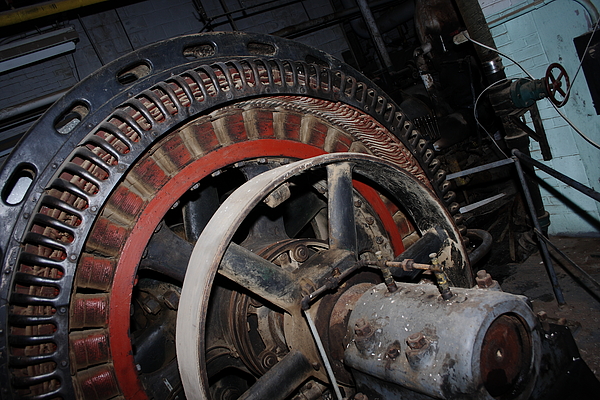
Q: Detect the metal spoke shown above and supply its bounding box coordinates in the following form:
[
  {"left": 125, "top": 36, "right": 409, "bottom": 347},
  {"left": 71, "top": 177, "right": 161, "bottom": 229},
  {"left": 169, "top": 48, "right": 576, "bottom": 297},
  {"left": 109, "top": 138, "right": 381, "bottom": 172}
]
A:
[
  {"left": 139, "top": 222, "right": 192, "bottom": 282},
  {"left": 326, "top": 162, "right": 357, "bottom": 254},
  {"left": 283, "top": 190, "right": 327, "bottom": 238},
  {"left": 239, "top": 210, "right": 290, "bottom": 252},
  {"left": 182, "top": 182, "right": 220, "bottom": 242},
  {"left": 219, "top": 243, "right": 301, "bottom": 312},
  {"left": 237, "top": 349, "right": 314, "bottom": 400}
]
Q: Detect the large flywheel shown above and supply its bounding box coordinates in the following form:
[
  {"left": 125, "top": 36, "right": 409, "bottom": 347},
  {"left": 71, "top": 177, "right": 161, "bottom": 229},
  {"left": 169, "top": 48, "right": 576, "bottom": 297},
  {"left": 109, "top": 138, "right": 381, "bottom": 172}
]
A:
[
  {"left": 0, "top": 32, "right": 466, "bottom": 399},
  {"left": 177, "top": 152, "right": 470, "bottom": 399}
]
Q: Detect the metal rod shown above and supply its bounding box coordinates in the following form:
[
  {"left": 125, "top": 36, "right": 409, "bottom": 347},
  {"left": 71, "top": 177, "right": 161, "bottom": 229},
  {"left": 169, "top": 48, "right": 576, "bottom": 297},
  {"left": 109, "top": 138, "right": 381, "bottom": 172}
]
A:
[
  {"left": 237, "top": 350, "right": 314, "bottom": 400},
  {"left": 0, "top": 89, "right": 68, "bottom": 124},
  {"left": 512, "top": 153, "right": 566, "bottom": 305},
  {"left": 218, "top": 0, "right": 238, "bottom": 30},
  {"left": 355, "top": 0, "right": 393, "bottom": 70},
  {"left": 78, "top": 14, "right": 105, "bottom": 65},
  {"left": 513, "top": 149, "right": 600, "bottom": 203},
  {"left": 304, "top": 311, "right": 344, "bottom": 400},
  {"left": 459, "top": 193, "right": 505, "bottom": 213},
  {"left": 534, "top": 228, "right": 600, "bottom": 295},
  {"left": 446, "top": 158, "right": 514, "bottom": 180}
]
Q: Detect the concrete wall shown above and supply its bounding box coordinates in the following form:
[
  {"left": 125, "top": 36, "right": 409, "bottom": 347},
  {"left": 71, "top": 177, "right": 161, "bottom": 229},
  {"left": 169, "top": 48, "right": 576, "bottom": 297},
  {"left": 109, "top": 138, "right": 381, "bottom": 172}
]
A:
[{"left": 481, "top": 0, "right": 600, "bottom": 236}]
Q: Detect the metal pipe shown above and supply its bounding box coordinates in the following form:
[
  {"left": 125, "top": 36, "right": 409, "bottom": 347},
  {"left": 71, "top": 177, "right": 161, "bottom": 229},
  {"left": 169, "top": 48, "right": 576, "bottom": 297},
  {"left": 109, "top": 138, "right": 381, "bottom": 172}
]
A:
[
  {"left": 512, "top": 152, "right": 565, "bottom": 305},
  {"left": 355, "top": 0, "right": 393, "bottom": 70},
  {"left": 0, "top": 0, "right": 111, "bottom": 28},
  {"left": 453, "top": 0, "right": 499, "bottom": 64},
  {"left": 0, "top": 89, "right": 68, "bottom": 124},
  {"left": 466, "top": 229, "right": 493, "bottom": 265},
  {"left": 217, "top": 0, "right": 238, "bottom": 31},
  {"left": 341, "top": 0, "right": 414, "bottom": 39},
  {"left": 237, "top": 350, "right": 314, "bottom": 400}
]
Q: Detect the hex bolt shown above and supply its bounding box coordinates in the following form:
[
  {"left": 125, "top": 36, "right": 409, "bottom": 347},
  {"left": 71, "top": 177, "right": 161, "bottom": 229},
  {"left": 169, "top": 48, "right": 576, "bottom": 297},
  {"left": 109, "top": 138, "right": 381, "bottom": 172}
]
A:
[
  {"left": 375, "top": 236, "right": 384, "bottom": 244},
  {"left": 354, "top": 318, "right": 372, "bottom": 338},
  {"left": 141, "top": 295, "right": 161, "bottom": 315},
  {"left": 354, "top": 199, "right": 363, "bottom": 208},
  {"left": 386, "top": 346, "right": 400, "bottom": 360},
  {"left": 365, "top": 216, "right": 375, "bottom": 225},
  {"left": 537, "top": 311, "right": 548, "bottom": 322},
  {"left": 293, "top": 244, "right": 309, "bottom": 262},
  {"left": 476, "top": 270, "right": 494, "bottom": 288},
  {"left": 406, "top": 332, "right": 428, "bottom": 350},
  {"left": 163, "top": 290, "right": 180, "bottom": 310}
]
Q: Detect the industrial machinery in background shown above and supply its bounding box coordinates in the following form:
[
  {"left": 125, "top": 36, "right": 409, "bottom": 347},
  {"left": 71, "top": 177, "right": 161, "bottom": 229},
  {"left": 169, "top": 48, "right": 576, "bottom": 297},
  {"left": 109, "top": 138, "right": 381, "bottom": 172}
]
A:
[
  {"left": 334, "top": 0, "right": 574, "bottom": 265},
  {"left": 1, "top": 29, "right": 599, "bottom": 400},
  {"left": 1, "top": 0, "right": 600, "bottom": 398}
]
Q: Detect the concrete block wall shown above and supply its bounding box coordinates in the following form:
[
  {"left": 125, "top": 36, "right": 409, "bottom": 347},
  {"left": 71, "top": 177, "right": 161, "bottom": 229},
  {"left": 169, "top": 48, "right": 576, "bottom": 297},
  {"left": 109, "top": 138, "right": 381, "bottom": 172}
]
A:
[{"left": 481, "top": 0, "right": 600, "bottom": 235}]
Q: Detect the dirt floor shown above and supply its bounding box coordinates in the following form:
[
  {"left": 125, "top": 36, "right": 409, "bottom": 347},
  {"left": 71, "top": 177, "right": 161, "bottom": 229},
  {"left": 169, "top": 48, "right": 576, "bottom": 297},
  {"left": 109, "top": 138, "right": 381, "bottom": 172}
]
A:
[{"left": 482, "top": 236, "right": 600, "bottom": 379}]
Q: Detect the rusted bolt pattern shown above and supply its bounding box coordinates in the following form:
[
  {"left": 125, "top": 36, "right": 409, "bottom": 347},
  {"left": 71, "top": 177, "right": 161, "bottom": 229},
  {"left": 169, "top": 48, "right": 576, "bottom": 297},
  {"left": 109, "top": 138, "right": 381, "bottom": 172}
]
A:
[
  {"left": 354, "top": 318, "right": 372, "bottom": 337},
  {"left": 476, "top": 270, "right": 494, "bottom": 288},
  {"left": 293, "top": 244, "right": 309, "bottom": 262},
  {"left": 407, "top": 332, "right": 427, "bottom": 350}
]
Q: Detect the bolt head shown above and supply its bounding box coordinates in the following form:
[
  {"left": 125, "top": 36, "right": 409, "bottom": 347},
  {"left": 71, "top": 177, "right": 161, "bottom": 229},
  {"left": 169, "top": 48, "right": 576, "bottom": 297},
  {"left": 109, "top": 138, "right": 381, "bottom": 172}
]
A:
[
  {"left": 476, "top": 270, "right": 494, "bottom": 288},
  {"left": 407, "top": 332, "right": 427, "bottom": 349},
  {"left": 292, "top": 244, "right": 309, "bottom": 262},
  {"left": 354, "top": 318, "right": 372, "bottom": 337}
]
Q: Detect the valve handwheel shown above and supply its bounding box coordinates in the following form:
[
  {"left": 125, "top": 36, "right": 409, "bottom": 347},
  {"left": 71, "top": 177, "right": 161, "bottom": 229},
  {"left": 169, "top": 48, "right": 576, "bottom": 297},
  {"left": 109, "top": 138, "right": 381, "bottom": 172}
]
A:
[{"left": 544, "top": 62, "right": 570, "bottom": 107}]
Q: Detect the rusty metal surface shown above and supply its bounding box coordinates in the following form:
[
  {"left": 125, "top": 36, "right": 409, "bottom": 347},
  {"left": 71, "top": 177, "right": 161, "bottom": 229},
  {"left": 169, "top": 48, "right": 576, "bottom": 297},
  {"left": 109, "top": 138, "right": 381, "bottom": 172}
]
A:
[
  {"left": 344, "top": 282, "right": 539, "bottom": 399},
  {"left": 176, "top": 152, "right": 468, "bottom": 398},
  {"left": 0, "top": 31, "right": 459, "bottom": 399}
]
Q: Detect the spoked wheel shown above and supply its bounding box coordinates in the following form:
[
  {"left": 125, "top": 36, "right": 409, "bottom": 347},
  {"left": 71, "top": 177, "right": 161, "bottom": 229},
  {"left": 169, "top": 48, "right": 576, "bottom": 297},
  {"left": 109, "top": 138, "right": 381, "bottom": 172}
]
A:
[
  {"left": 0, "top": 32, "right": 467, "bottom": 399},
  {"left": 177, "top": 153, "right": 470, "bottom": 399}
]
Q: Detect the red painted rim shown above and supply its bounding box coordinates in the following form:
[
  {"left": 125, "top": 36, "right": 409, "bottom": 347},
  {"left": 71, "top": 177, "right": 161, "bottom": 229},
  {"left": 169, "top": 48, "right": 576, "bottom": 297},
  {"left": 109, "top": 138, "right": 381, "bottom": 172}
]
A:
[{"left": 108, "top": 139, "right": 405, "bottom": 398}]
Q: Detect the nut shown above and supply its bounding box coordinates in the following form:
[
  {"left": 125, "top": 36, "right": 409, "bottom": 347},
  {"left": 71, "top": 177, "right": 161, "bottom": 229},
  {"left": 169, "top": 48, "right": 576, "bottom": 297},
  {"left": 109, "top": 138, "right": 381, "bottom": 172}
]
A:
[
  {"left": 354, "top": 318, "right": 372, "bottom": 338},
  {"left": 163, "top": 290, "right": 180, "bottom": 310},
  {"left": 537, "top": 311, "right": 548, "bottom": 322},
  {"left": 406, "top": 332, "right": 428, "bottom": 350},
  {"left": 476, "top": 270, "right": 494, "bottom": 288}
]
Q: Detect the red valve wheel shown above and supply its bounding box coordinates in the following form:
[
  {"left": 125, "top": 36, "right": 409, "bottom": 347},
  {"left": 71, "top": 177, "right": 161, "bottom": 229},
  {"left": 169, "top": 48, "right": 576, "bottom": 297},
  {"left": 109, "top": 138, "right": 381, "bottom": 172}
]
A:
[{"left": 544, "top": 62, "right": 570, "bottom": 107}]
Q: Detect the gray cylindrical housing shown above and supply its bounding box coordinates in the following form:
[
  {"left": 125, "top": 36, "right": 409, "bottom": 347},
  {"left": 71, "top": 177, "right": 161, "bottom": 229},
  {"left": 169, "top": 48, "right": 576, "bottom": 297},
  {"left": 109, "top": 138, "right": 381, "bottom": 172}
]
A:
[{"left": 344, "top": 283, "right": 540, "bottom": 399}]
